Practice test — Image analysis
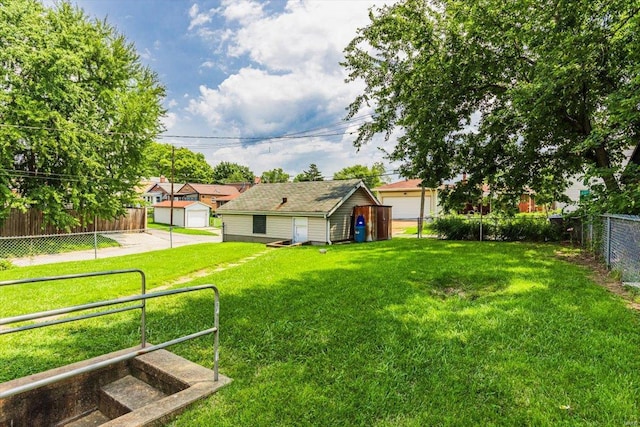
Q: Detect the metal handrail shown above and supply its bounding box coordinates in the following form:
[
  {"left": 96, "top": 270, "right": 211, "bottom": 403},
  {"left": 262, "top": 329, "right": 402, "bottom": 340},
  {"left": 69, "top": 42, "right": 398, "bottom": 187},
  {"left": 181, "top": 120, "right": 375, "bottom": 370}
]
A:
[
  {"left": 0, "top": 269, "right": 148, "bottom": 346},
  {"left": 0, "top": 271, "right": 220, "bottom": 400}
]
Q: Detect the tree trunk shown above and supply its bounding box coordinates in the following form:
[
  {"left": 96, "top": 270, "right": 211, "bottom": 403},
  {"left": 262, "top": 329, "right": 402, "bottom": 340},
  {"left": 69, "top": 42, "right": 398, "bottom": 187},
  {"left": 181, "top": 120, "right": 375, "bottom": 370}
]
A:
[{"left": 594, "top": 144, "right": 620, "bottom": 193}]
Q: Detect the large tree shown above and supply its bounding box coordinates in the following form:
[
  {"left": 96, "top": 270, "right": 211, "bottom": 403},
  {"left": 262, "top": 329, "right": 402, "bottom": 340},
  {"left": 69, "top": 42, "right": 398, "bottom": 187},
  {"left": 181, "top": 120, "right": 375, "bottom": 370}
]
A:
[
  {"left": 211, "top": 161, "right": 254, "bottom": 184},
  {"left": 261, "top": 168, "right": 290, "bottom": 183},
  {"left": 144, "top": 142, "right": 214, "bottom": 183},
  {"left": 343, "top": 0, "right": 640, "bottom": 213},
  {"left": 0, "top": 0, "right": 165, "bottom": 228},
  {"left": 333, "top": 162, "right": 387, "bottom": 189},
  {"left": 294, "top": 163, "right": 324, "bottom": 182}
]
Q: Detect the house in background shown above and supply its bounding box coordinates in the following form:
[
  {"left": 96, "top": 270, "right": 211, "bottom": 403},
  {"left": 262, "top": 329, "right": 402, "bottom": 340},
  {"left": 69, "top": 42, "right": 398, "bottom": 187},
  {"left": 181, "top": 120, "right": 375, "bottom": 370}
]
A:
[
  {"left": 142, "top": 178, "right": 185, "bottom": 205},
  {"left": 152, "top": 200, "right": 210, "bottom": 228},
  {"left": 374, "top": 179, "right": 441, "bottom": 219},
  {"left": 217, "top": 179, "right": 380, "bottom": 244},
  {"left": 225, "top": 177, "right": 261, "bottom": 193},
  {"left": 176, "top": 183, "right": 240, "bottom": 212}
]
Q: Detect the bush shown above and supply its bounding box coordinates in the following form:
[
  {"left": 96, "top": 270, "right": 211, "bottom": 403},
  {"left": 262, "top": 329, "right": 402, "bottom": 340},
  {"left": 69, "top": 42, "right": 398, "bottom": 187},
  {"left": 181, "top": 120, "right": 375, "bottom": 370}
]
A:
[
  {"left": 0, "top": 258, "right": 15, "bottom": 271},
  {"left": 432, "top": 217, "right": 479, "bottom": 240},
  {"left": 497, "top": 217, "right": 561, "bottom": 242},
  {"left": 433, "top": 215, "right": 562, "bottom": 242}
]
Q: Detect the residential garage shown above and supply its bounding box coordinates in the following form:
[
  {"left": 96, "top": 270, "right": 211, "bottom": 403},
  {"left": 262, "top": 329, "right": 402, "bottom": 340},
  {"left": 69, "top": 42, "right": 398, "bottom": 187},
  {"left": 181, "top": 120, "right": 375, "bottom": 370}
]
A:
[
  {"left": 153, "top": 200, "right": 210, "bottom": 228},
  {"left": 381, "top": 196, "right": 429, "bottom": 219},
  {"left": 374, "top": 179, "right": 441, "bottom": 219}
]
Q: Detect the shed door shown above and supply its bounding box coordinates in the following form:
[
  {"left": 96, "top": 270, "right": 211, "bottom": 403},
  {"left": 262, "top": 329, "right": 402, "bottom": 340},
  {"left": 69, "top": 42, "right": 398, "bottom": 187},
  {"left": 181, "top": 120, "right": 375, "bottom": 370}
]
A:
[
  {"left": 186, "top": 210, "right": 207, "bottom": 228},
  {"left": 293, "top": 217, "right": 308, "bottom": 243}
]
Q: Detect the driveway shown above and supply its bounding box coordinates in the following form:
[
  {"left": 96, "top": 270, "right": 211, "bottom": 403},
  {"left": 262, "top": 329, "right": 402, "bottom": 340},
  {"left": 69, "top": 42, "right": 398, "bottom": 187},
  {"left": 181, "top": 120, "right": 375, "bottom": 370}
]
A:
[{"left": 11, "top": 229, "right": 222, "bottom": 267}]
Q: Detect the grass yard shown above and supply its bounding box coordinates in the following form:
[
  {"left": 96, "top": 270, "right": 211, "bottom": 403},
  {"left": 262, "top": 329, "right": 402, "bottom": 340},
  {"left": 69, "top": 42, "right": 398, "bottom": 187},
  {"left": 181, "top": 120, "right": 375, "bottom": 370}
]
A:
[
  {"left": 147, "top": 219, "right": 218, "bottom": 236},
  {"left": 1, "top": 239, "right": 639, "bottom": 425}
]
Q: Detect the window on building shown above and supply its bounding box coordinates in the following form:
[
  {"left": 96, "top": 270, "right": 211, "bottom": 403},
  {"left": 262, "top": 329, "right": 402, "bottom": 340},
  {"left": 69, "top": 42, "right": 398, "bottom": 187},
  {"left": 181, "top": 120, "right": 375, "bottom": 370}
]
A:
[{"left": 253, "top": 215, "right": 266, "bottom": 234}]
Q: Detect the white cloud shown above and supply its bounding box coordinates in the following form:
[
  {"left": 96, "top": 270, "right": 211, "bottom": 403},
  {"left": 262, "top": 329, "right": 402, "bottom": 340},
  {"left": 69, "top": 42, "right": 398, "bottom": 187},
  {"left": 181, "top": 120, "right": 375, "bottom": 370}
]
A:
[
  {"left": 185, "top": 0, "right": 396, "bottom": 177},
  {"left": 140, "top": 47, "right": 154, "bottom": 61},
  {"left": 220, "top": 0, "right": 265, "bottom": 25},
  {"left": 161, "top": 111, "right": 177, "bottom": 131},
  {"left": 188, "top": 3, "right": 217, "bottom": 30}
]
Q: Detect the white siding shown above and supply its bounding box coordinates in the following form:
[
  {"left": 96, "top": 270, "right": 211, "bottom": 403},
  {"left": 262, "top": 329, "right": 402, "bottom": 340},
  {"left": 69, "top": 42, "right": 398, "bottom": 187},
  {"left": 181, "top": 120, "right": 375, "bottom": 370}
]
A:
[
  {"left": 154, "top": 207, "right": 185, "bottom": 227},
  {"left": 264, "top": 216, "right": 293, "bottom": 239},
  {"left": 222, "top": 215, "right": 251, "bottom": 237},
  {"left": 222, "top": 214, "right": 330, "bottom": 243},
  {"left": 557, "top": 176, "right": 599, "bottom": 213},
  {"left": 308, "top": 217, "right": 328, "bottom": 243},
  {"left": 222, "top": 214, "right": 292, "bottom": 240}
]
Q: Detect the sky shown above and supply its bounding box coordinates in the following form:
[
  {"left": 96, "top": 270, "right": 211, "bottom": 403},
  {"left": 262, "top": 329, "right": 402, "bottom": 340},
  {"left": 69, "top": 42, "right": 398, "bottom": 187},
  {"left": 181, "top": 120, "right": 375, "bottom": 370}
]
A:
[{"left": 54, "top": 0, "right": 399, "bottom": 180}]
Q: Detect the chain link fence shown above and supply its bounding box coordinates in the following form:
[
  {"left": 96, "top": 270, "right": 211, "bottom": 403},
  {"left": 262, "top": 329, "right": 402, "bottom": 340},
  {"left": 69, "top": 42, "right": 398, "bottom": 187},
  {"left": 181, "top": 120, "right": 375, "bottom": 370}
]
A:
[
  {"left": 0, "top": 230, "right": 144, "bottom": 263},
  {"left": 0, "top": 227, "right": 221, "bottom": 267},
  {"left": 597, "top": 215, "right": 640, "bottom": 283}
]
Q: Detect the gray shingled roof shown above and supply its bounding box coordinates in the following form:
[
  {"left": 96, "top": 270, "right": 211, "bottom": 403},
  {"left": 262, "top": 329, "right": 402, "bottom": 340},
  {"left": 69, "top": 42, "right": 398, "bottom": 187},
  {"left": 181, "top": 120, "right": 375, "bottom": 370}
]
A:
[{"left": 217, "top": 179, "right": 371, "bottom": 215}]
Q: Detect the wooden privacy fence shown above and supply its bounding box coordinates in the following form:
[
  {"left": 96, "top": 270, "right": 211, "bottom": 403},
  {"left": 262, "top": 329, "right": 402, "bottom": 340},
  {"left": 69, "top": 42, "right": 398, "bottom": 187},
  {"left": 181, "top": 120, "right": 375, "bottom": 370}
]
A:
[{"left": 0, "top": 208, "right": 147, "bottom": 237}]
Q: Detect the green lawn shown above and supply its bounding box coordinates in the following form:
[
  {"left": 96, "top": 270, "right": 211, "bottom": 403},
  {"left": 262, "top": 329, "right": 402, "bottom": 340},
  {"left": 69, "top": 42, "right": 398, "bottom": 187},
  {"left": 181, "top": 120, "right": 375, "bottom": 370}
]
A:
[
  {"left": 147, "top": 219, "right": 218, "bottom": 236},
  {"left": 1, "top": 239, "right": 639, "bottom": 426}
]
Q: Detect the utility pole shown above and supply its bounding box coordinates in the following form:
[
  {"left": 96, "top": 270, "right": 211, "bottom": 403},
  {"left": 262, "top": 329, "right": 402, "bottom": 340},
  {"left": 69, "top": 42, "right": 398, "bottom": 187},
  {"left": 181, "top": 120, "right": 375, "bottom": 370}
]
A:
[
  {"left": 418, "top": 180, "right": 426, "bottom": 239},
  {"left": 169, "top": 145, "right": 175, "bottom": 248}
]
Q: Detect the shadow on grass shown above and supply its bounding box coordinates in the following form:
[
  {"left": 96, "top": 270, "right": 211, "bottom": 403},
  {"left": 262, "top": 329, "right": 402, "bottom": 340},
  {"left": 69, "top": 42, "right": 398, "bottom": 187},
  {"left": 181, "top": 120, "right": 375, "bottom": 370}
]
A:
[{"left": 2, "top": 239, "right": 640, "bottom": 425}]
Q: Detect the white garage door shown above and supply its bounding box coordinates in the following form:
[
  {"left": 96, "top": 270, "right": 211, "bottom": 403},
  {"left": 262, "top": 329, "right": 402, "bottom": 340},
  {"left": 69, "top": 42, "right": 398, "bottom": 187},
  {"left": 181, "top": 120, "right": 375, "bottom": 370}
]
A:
[
  {"left": 186, "top": 210, "right": 208, "bottom": 228},
  {"left": 383, "top": 196, "right": 430, "bottom": 219}
]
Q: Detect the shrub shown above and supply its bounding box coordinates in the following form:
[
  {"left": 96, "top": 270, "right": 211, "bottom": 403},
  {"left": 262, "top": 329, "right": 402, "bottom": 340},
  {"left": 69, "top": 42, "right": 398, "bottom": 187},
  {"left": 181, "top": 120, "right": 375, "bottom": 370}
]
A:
[
  {"left": 433, "top": 215, "right": 562, "bottom": 242},
  {"left": 432, "top": 216, "right": 479, "bottom": 240},
  {"left": 0, "top": 258, "right": 15, "bottom": 271},
  {"left": 497, "top": 217, "right": 561, "bottom": 242}
]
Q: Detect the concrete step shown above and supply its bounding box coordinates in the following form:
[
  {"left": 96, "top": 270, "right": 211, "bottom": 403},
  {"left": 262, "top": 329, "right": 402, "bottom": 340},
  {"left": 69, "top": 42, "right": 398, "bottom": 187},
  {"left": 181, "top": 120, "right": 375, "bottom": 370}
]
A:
[
  {"left": 63, "top": 410, "right": 111, "bottom": 427},
  {"left": 99, "top": 375, "right": 167, "bottom": 419}
]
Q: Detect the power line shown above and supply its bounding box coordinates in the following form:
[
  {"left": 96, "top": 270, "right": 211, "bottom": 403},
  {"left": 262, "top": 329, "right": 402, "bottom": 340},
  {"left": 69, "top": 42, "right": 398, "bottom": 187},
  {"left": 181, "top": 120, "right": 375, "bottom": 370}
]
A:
[{"left": 0, "top": 113, "right": 375, "bottom": 144}]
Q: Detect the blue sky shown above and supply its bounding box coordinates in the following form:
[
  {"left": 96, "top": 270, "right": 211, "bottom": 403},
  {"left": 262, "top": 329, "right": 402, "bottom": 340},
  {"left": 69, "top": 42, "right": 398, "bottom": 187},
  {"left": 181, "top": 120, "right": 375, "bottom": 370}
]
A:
[{"left": 57, "top": 0, "right": 397, "bottom": 179}]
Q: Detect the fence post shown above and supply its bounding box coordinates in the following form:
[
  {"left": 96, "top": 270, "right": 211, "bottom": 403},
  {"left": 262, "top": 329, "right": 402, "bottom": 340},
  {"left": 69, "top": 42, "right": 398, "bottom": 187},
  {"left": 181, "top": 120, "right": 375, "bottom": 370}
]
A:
[
  {"left": 605, "top": 215, "right": 612, "bottom": 268},
  {"left": 94, "top": 215, "right": 98, "bottom": 259},
  {"left": 589, "top": 216, "right": 593, "bottom": 252}
]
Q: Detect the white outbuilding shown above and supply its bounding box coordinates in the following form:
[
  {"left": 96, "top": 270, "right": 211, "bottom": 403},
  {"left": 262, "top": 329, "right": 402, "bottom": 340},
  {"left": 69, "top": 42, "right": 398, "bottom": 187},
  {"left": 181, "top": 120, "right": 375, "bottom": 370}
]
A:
[{"left": 153, "top": 200, "right": 210, "bottom": 228}]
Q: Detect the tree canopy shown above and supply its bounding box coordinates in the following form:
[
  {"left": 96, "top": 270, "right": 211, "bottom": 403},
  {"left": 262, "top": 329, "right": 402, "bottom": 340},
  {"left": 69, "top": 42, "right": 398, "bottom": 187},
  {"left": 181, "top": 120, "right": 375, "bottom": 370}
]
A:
[
  {"left": 294, "top": 163, "right": 324, "bottom": 182},
  {"left": 333, "top": 162, "right": 387, "bottom": 189},
  {"left": 261, "top": 168, "right": 290, "bottom": 183},
  {"left": 212, "top": 161, "right": 254, "bottom": 184},
  {"left": 343, "top": 0, "right": 640, "bottom": 213},
  {"left": 143, "top": 142, "right": 214, "bottom": 183},
  {"left": 0, "top": 0, "right": 165, "bottom": 228}
]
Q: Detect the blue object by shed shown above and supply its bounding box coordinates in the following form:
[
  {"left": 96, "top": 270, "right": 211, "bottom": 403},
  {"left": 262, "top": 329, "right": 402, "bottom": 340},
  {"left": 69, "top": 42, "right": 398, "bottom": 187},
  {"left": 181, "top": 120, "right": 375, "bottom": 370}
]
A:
[{"left": 354, "top": 214, "right": 366, "bottom": 243}]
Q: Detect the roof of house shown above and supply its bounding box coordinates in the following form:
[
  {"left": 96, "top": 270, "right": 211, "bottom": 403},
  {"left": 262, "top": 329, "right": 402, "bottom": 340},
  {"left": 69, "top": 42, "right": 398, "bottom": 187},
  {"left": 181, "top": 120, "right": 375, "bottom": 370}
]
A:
[
  {"left": 218, "top": 179, "right": 377, "bottom": 216},
  {"left": 153, "top": 200, "right": 210, "bottom": 209},
  {"left": 375, "top": 179, "right": 451, "bottom": 191},
  {"left": 375, "top": 179, "right": 424, "bottom": 191},
  {"left": 178, "top": 183, "right": 240, "bottom": 196},
  {"left": 145, "top": 183, "right": 186, "bottom": 194}
]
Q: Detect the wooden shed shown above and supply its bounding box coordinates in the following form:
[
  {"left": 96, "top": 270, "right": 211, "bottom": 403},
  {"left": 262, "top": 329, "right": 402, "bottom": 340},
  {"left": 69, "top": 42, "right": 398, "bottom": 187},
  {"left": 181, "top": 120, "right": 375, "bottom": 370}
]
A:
[{"left": 353, "top": 205, "right": 392, "bottom": 241}]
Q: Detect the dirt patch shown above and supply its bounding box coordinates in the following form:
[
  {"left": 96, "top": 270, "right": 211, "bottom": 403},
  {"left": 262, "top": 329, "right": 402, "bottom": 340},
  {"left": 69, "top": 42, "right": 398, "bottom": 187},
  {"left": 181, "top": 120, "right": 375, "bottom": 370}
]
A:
[
  {"left": 556, "top": 249, "right": 640, "bottom": 311},
  {"left": 392, "top": 220, "right": 418, "bottom": 234}
]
